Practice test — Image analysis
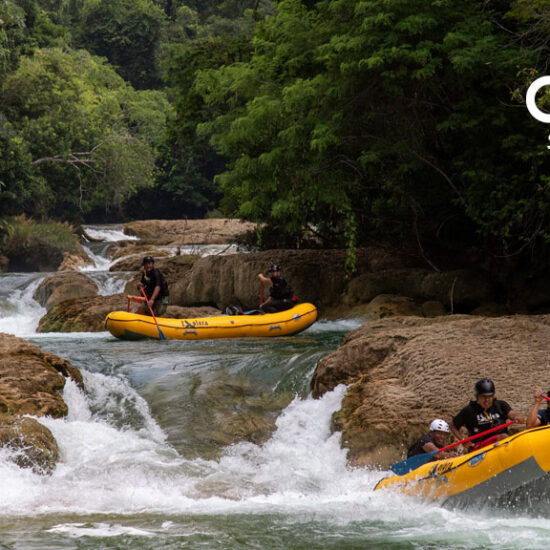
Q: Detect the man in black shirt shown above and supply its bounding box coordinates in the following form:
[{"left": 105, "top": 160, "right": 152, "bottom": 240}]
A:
[
  {"left": 137, "top": 256, "right": 169, "bottom": 317},
  {"left": 258, "top": 264, "right": 296, "bottom": 313},
  {"left": 450, "top": 378, "right": 525, "bottom": 451}
]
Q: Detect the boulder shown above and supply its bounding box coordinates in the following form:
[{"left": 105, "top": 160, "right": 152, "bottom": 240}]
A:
[
  {"left": 37, "top": 294, "right": 127, "bottom": 332},
  {"left": 0, "top": 333, "right": 83, "bottom": 474},
  {"left": 0, "top": 415, "right": 59, "bottom": 474},
  {"left": 57, "top": 244, "right": 94, "bottom": 271},
  {"left": 0, "top": 333, "right": 83, "bottom": 415},
  {"left": 179, "top": 249, "right": 382, "bottom": 310},
  {"left": 33, "top": 271, "right": 98, "bottom": 310},
  {"left": 341, "top": 268, "right": 492, "bottom": 312},
  {"left": 360, "top": 294, "right": 424, "bottom": 320},
  {"left": 311, "top": 314, "right": 550, "bottom": 468},
  {"left": 421, "top": 300, "right": 447, "bottom": 318}
]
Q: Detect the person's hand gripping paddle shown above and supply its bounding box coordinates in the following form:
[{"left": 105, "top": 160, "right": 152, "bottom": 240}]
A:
[
  {"left": 390, "top": 421, "right": 514, "bottom": 475},
  {"left": 139, "top": 287, "right": 165, "bottom": 340}
]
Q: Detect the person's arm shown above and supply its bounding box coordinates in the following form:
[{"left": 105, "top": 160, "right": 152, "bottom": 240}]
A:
[
  {"left": 499, "top": 399, "right": 524, "bottom": 425},
  {"left": 149, "top": 285, "right": 161, "bottom": 304},
  {"left": 526, "top": 387, "right": 544, "bottom": 429},
  {"left": 449, "top": 420, "right": 463, "bottom": 442},
  {"left": 450, "top": 419, "right": 472, "bottom": 451},
  {"left": 506, "top": 409, "right": 525, "bottom": 424},
  {"left": 422, "top": 440, "right": 457, "bottom": 460},
  {"left": 258, "top": 273, "right": 272, "bottom": 285}
]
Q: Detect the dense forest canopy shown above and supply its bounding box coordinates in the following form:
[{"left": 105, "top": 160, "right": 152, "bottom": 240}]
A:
[{"left": 1, "top": 0, "right": 550, "bottom": 262}]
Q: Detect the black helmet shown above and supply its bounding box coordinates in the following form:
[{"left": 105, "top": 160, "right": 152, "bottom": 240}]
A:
[
  {"left": 475, "top": 378, "right": 495, "bottom": 396},
  {"left": 142, "top": 255, "right": 155, "bottom": 265},
  {"left": 267, "top": 264, "right": 280, "bottom": 272}
]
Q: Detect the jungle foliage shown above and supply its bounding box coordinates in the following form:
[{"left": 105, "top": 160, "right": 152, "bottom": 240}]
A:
[{"left": 1, "top": 0, "right": 550, "bottom": 260}]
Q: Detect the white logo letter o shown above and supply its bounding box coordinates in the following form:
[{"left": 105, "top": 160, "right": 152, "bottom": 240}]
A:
[{"left": 526, "top": 76, "right": 550, "bottom": 123}]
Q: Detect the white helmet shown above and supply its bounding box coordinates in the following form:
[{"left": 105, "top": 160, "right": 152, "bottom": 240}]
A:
[{"left": 429, "top": 419, "right": 450, "bottom": 433}]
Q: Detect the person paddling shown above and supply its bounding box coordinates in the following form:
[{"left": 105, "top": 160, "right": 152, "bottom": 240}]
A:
[
  {"left": 258, "top": 264, "right": 296, "bottom": 313},
  {"left": 407, "top": 419, "right": 458, "bottom": 461},
  {"left": 526, "top": 387, "right": 550, "bottom": 428},
  {"left": 450, "top": 379, "right": 525, "bottom": 451},
  {"left": 136, "top": 256, "right": 169, "bottom": 317}
]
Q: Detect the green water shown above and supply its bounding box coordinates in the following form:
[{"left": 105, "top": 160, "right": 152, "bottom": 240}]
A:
[{"left": 1, "top": 312, "right": 549, "bottom": 548}]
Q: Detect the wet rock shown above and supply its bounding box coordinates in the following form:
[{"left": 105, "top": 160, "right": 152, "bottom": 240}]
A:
[
  {"left": 33, "top": 271, "right": 98, "bottom": 310},
  {"left": 57, "top": 245, "right": 94, "bottom": 271},
  {"left": 37, "top": 294, "right": 127, "bottom": 332},
  {"left": 0, "top": 415, "right": 59, "bottom": 474},
  {"left": 0, "top": 333, "right": 83, "bottom": 474},
  {"left": 311, "top": 314, "right": 550, "bottom": 468}
]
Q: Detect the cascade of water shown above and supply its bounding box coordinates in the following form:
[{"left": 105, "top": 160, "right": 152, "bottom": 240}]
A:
[{"left": 0, "top": 274, "right": 47, "bottom": 336}]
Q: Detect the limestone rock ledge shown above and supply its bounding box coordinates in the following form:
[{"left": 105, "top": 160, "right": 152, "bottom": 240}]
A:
[
  {"left": 310, "top": 314, "right": 550, "bottom": 468},
  {"left": 0, "top": 333, "right": 83, "bottom": 473}
]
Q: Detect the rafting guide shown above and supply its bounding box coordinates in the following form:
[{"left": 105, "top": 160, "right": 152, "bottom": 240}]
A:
[
  {"left": 135, "top": 256, "right": 169, "bottom": 317},
  {"left": 450, "top": 378, "right": 525, "bottom": 451}
]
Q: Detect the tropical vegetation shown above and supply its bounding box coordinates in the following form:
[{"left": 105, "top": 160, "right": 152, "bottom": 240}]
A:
[{"left": 1, "top": 0, "right": 550, "bottom": 263}]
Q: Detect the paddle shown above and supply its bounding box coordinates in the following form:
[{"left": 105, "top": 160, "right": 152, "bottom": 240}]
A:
[
  {"left": 391, "top": 420, "right": 514, "bottom": 475},
  {"left": 139, "top": 287, "right": 165, "bottom": 340}
]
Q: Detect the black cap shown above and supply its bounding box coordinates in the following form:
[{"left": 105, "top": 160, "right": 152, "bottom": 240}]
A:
[
  {"left": 267, "top": 264, "right": 280, "bottom": 272},
  {"left": 142, "top": 256, "right": 154, "bottom": 265},
  {"left": 475, "top": 378, "right": 495, "bottom": 396}
]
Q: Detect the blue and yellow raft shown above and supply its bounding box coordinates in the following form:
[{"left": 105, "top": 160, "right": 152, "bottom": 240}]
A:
[{"left": 374, "top": 425, "right": 550, "bottom": 506}]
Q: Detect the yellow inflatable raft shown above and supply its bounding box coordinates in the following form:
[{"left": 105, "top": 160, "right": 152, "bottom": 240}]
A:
[
  {"left": 105, "top": 303, "right": 317, "bottom": 341},
  {"left": 374, "top": 425, "right": 550, "bottom": 506}
]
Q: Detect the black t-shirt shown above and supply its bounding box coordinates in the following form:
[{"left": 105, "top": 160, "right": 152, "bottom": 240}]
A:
[
  {"left": 537, "top": 409, "right": 550, "bottom": 425},
  {"left": 269, "top": 276, "right": 293, "bottom": 300},
  {"left": 407, "top": 433, "right": 444, "bottom": 458},
  {"left": 452, "top": 399, "right": 512, "bottom": 440},
  {"left": 141, "top": 268, "right": 168, "bottom": 300}
]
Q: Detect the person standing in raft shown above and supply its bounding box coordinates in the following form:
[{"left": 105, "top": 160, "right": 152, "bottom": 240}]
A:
[
  {"left": 407, "top": 419, "right": 457, "bottom": 460},
  {"left": 258, "top": 264, "right": 297, "bottom": 313},
  {"left": 137, "top": 256, "right": 169, "bottom": 317},
  {"left": 450, "top": 378, "right": 525, "bottom": 451},
  {"left": 526, "top": 386, "right": 550, "bottom": 428}
]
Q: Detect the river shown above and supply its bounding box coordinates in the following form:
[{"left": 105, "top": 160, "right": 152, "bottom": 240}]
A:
[{"left": 0, "top": 226, "right": 549, "bottom": 549}]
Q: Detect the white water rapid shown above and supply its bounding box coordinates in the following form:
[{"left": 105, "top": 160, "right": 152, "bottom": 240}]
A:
[{"left": 2, "top": 225, "right": 550, "bottom": 549}]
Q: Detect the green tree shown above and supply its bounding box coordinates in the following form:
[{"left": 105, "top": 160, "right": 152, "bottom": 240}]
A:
[
  {"left": 159, "top": 33, "right": 252, "bottom": 218},
  {"left": 194, "top": 0, "right": 550, "bottom": 258},
  {"left": 75, "top": 0, "right": 167, "bottom": 89},
  {"left": 2, "top": 47, "right": 171, "bottom": 221}
]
